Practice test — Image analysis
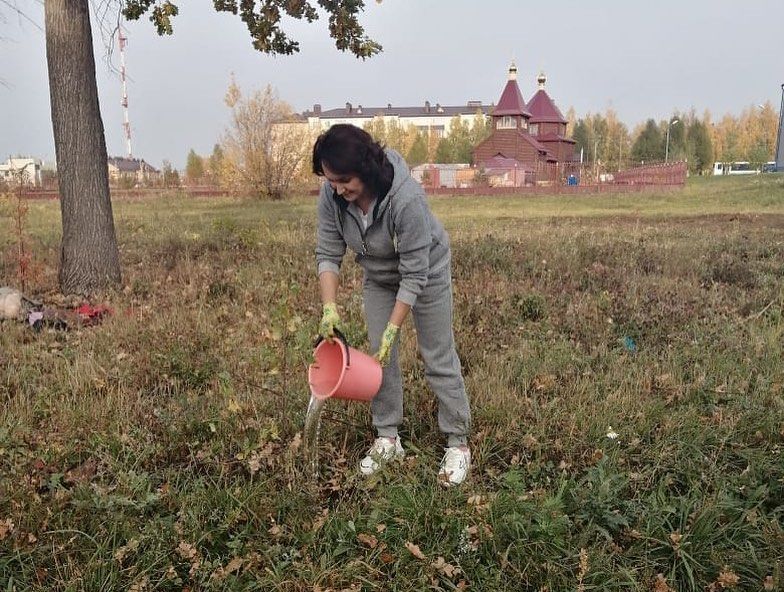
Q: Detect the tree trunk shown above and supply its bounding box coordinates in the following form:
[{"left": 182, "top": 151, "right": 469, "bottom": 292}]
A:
[{"left": 45, "top": 0, "right": 121, "bottom": 295}]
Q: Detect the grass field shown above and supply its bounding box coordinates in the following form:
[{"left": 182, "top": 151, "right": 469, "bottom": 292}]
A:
[{"left": 1, "top": 175, "right": 784, "bottom": 591}]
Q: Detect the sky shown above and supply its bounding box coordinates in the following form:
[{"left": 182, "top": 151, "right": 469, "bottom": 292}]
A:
[{"left": 1, "top": 0, "right": 783, "bottom": 169}]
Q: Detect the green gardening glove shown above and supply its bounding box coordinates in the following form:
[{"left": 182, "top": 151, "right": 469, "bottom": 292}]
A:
[
  {"left": 374, "top": 322, "right": 399, "bottom": 367},
  {"left": 319, "top": 302, "right": 341, "bottom": 341}
]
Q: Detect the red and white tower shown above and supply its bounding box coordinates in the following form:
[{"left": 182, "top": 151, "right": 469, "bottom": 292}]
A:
[{"left": 118, "top": 28, "right": 133, "bottom": 158}]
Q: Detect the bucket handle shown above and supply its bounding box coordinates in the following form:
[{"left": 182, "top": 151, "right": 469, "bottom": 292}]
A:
[{"left": 313, "top": 328, "right": 350, "bottom": 367}]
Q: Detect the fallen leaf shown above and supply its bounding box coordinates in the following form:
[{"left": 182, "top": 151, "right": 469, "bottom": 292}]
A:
[
  {"left": 379, "top": 551, "right": 396, "bottom": 564},
  {"left": 211, "top": 557, "right": 243, "bottom": 581},
  {"left": 222, "top": 553, "right": 242, "bottom": 575},
  {"left": 0, "top": 518, "right": 14, "bottom": 540},
  {"left": 522, "top": 434, "right": 538, "bottom": 448},
  {"left": 357, "top": 533, "right": 378, "bottom": 549},
  {"left": 716, "top": 568, "right": 740, "bottom": 589},
  {"left": 431, "top": 556, "right": 460, "bottom": 578},
  {"left": 467, "top": 495, "right": 490, "bottom": 511},
  {"left": 247, "top": 455, "right": 261, "bottom": 475},
  {"left": 405, "top": 541, "right": 426, "bottom": 560},
  {"left": 311, "top": 509, "right": 329, "bottom": 531},
  {"left": 653, "top": 573, "right": 675, "bottom": 592},
  {"left": 176, "top": 541, "right": 198, "bottom": 561},
  {"left": 114, "top": 538, "right": 140, "bottom": 563},
  {"left": 128, "top": 576, "right": 149, "bottom": 592}
]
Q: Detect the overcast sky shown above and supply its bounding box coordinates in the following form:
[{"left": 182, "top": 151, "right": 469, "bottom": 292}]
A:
[{"left": 1, "top": 0, "right": 782, "bottom": 168}]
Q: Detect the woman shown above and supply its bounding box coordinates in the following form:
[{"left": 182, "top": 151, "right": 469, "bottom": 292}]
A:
[{"left": 313, "top": 124, "right": 471, "bottom": 486}]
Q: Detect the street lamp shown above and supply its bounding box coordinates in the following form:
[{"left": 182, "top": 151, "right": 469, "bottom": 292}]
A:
[{"left": 665, "top": 118, "right": 680, "bottom": 163}]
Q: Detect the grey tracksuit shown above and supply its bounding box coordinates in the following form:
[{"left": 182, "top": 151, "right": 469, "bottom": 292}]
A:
[{"left": 315, "top": 149, "right": 471, "bottom": 446}]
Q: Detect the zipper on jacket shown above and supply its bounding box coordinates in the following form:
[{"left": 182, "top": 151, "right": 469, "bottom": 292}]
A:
[
  {"left": 344, "top": 210, "right": 370, "bottom": 256},
  {"left": 340, "top": 200, "right": 389, "bottom": 257}
]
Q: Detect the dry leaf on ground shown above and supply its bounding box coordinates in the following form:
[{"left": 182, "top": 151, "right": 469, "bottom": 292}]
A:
[
  {"left": 431, "top": 556, "right": 460, "bottom": 578},
  {"left": 405, "top": 541, "right": 426, "bottom": 560},
  {"left": 357, "top": 533, "right": 378, "bottom": 549},
  {"left": 0, "top": 518, "right": 14, "bottom": 540}
]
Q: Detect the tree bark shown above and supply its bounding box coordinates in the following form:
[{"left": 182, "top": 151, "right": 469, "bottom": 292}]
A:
[{"left": 45, "top": 0, "right": 121, "bottom": 295}]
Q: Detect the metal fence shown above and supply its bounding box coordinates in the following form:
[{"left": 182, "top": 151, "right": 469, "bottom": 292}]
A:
[{"left": 417, "top": 160, "right": 688, "bottom": 195}]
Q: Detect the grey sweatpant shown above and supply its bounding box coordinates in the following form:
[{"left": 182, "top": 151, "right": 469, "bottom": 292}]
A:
[{"left": 363, "top": 265, "right": 471, "bottom": 447}]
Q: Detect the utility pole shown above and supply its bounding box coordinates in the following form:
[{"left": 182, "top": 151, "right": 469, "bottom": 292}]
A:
[{"left": 118, "top": 27, "right": 132, "bottom": 158}]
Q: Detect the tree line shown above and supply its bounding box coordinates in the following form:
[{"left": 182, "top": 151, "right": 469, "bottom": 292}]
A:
[{"left": 568, "top": 103, "right": 779, "bottom": 174}]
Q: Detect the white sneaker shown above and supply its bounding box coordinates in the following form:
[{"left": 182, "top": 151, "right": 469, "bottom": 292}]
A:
[
  {"left": 359, "top": 436, "right": 405, "bottom": 476},
  {"left": 438, "top": 446, "right": 471, "bottom": 487}
]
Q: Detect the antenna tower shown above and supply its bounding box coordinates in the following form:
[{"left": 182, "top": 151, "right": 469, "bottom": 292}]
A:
[
  {"left": 118, "top": 27, "right": 133, "bottom": 158},
  {"left": 775, "top": 83, "right": 784, "bottom": 172}
]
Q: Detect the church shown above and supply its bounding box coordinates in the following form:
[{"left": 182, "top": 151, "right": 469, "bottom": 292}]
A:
[{"left": 473, "top": 63, "right": 576, "bottom": 184}]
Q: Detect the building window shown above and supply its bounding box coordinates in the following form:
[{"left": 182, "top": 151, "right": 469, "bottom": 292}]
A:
[
  {"left": 529, "top": 124, "right": 539, "bottom": 135},
  {"left": 416, "top": 125, "right": 445, "bottom": 138},
  {"left": 497, "top": 116, "right": 517, "bottom": 129}
]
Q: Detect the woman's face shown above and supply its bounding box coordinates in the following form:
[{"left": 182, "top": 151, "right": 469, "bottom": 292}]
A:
[{"left": 321, "top": 162, "right": 371, "bottom": 204}]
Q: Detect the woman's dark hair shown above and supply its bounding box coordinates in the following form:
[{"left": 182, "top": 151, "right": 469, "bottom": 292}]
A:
[{"left": 312, "top": 124, "right": 394, "bottom": 199}]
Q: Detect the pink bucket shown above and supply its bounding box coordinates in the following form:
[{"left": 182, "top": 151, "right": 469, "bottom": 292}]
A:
[{"left": 308, "top": 330, "right": 382, "bottom": 402}]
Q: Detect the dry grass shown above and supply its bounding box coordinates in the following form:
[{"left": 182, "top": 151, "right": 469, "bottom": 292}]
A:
[{"left": 1, "top": 176, "right": 783, "bottom": 591}]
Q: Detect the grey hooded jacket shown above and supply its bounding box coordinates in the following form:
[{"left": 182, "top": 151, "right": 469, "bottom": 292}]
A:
[{"left": 315, "top": 149, "right": 450, "bottom": 307}]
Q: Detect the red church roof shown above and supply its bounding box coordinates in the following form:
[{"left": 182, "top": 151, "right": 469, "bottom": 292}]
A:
[
  {"left": 527, "top": 73, "right": 567, "bottom": 124},
  {"left": 527, "top": 90, "right": 566, "bottom": 124},
  {"left": 536, "top": 132, "right": 576, "bottom": 144},
  {"left": 491, "top": 63, "right": 531, "bottom": 118}
]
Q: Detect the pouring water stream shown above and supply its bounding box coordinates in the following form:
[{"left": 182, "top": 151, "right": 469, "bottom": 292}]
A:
[{"left": 303, "top": 395, "right": 327, "bottom": 476}]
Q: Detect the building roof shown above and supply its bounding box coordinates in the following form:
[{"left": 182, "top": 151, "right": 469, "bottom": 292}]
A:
[
  {"left": 108, "top": 157, "right": 159, "bottom": 173},
  {"left": 302, "top": 101, "right": 488, "bottom": 120},
  {"left": 492, "top": 81, "right": 531, "bottom": 118},
  {"left": 527, "top": 73, "right": 567, "bottom": 124},
  {"left": 491, "top": 62, "right": 531, "bottom": 118},
  {"left": 536, "top": 132, "right": 576, "bottom": 144},
  {"left": 527, "top": 90, "right": 567, "bottom": 124}
]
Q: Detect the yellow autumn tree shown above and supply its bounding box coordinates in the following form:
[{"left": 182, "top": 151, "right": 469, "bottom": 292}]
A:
[{"left": 221, "top": 79, "right": 314, "bottom": 199}]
